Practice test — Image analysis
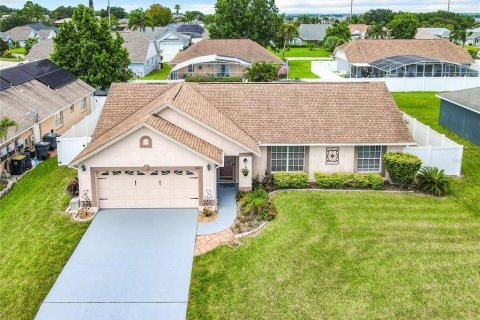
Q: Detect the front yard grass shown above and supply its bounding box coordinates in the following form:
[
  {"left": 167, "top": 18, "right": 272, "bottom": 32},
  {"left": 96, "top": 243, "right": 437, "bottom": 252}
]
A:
[
  {"left": 287, "top": 60, "right": 319, "bottom": 79},
  {"left": 0, "top": 158, "right": 89, "bottom": 320},
  {"left": 8, "top": 47, "right": 26, "bottom": 55},
  {"left": 188, "top": 92, "right": 480, "bottom": 319},
  {"left": 135, "top": 64, "right": 171, "bottom": 80}
]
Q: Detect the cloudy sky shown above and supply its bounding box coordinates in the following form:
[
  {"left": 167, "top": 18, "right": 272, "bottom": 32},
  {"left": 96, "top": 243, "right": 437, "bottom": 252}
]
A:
[{"left": 4, "top": 0, "right": 480, "bottom": 13}]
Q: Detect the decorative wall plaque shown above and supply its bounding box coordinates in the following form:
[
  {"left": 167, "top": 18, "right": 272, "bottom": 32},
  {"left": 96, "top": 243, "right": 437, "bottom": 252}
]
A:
[{"left": 326, "top": 147, "right": 339, "bottom": 165}]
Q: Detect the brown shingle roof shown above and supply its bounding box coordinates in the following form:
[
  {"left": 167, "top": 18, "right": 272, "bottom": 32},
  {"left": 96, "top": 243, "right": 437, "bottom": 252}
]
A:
[
  {"left": 337, "top": 39, "right": 474, "bottom": 64},
  {"left": 349, "top": 24, "right": 369, "bottom": 33},
  {"left": 74, "top": 82, "right": 414, "bottom": 164},
  {"left": 169, "top": 39, "right": 283, "bottom": 65}
]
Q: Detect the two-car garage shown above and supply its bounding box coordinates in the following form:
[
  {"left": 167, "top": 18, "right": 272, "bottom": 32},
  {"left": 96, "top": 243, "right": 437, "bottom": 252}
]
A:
[{"left": 96, "top": 168, "right": 200, "bottom": 209}]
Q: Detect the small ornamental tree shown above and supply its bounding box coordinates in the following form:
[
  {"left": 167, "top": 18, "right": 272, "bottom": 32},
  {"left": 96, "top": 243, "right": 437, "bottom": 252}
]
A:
[
  {"left": 24, "top": 37, "right": 38, "bottom": 54},
  {"left": 244, "top": 62, "right": 280, "bottom": 82},
  {"left": 52, "top": 5, "right": 133, "bottom": 89},
  {"left": 384, "top": 153, "right": 422, "bottom": 187}
]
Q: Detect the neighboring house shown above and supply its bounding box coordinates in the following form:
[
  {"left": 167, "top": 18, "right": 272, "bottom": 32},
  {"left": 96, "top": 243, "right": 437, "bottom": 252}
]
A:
[
  {"left": 168, "top": 39, "right": 284, "bottom": 79},
  {"left": 465, "top": 28, "right": 480, "bottom": 47},
  {"left": 117, "top": 31, "right": 161, "bottom": 78},
  {"left": 5, "top": 26, "right": 38, "bottom": 47},
  {"left": 437, "top": 87, "right": 480, "bottom": 145},
  {"left": 0, "top": 59, "right": 94, "bottom": 173},
  {"left": 155, "top": 30, "right": 190, "bottom": 62},
  {"left": 26, "top": 23, "right": 57, "bottom": 40},
  {"left": 349, "top": 24, "right": 369, "bottom": 39},
  {"left": 70, "top": 81, "right": 414, "bottom": 210},
  {"left": 289, "top": 24, "right": 330, "bottom": 45},
  {"left": 54, "top": 18, "right": 72, "bottom": 25},
  {"left": 416, "top": 28, "right": 451, "bottom": 39},
  {"left": 176, "top": 23, "right": 205, "bottom": 43},
  {"left": 415, "top": 29, "right": 441, "bottom": 40},
  {"left": 0, "top": 32, "right": 13, "bottom": 47},
  {"left": 334, "top": 39, "right": 478, "bottom": 78},
  {"left": 25, "top": 38, "right": 53, "bottom": 60}
]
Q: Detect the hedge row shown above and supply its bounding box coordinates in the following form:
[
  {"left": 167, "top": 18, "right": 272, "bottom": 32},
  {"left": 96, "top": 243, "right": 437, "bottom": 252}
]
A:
[
  {"left": 273, "top": 172, "right": 309, "bottom": 189},
  {"left": 314, "top": 172, "right": 384, "bottom": 190}
]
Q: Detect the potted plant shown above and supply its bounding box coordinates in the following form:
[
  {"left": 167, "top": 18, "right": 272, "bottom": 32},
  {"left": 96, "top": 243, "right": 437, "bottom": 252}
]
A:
[{"left": 241, "top": 167, "right": 249, "bottom": 177}]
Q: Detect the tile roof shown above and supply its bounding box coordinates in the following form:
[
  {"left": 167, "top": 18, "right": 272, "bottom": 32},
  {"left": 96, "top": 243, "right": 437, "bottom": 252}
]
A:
[
  {"left": 75, "top": 81, "right": 414, "bottom": 164},
  {"left": 169, "top": 39, "right": 284, "bottom": 65},
  {"left": 298, "top": 24, "right": 330, "bottom": 41},
  {"left": 25, "top": 39, "right": 53, "bottom": 60},
  {"left": 437, "top": 87, "right": 480, "bottom": 114},
  {"left": 336, "top": 39, "right": 474, "bottom": 64},
  {"left": 0, "top": 79, "right": 94, "bottom": 142}
]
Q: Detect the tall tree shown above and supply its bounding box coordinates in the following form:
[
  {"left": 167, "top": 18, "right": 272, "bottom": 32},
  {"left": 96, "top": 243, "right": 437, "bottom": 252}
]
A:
[
  {"left": 208, "top": 0, "right": 282, "bottom": 47},
  {"left": 50, "top": 6, "right": 75, "bottom": 20},
  {"left": 449, "top": 28, "right": 473, "bottom": 47},
  {"left": 362, "top": 9, "right": 394, "bottom": 25},
  {"left": 387, "top": 13, "right": 419, "bottom": 39},
  {"left": 278, "top": 23, "right": 298, "bottom": 58},
  {"left": 145, "top": 4, "right": 172, "bottom": 26},
  {"left": 89, "top": 0, "right": 94, "bottom": 10},
  {"left": 127, "top": 8, "right": 153, "bottom": 32},
  {"left": 325, "top": 21, "right": 351, "bottom": 40},
  {"left": 21, "top": 1, "right": 47, "bottom": 21},
  {"left": 51, "top": 5, "right": 132, "bottom": 89},
  {"left": 174, "top": 4, "right": 180, "bottom": 14},
  {"left": 365, "top": 23, "right": 389, "bottom": 39},
  {"left": 0, "top": 14, "right": 31, "bottom": 32}
]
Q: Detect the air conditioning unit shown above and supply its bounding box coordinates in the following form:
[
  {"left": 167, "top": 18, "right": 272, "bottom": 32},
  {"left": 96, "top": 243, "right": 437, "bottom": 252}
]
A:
[
  {"left": 16, "top": 138, "right": 24, "bottom": 147},
  {"left": 0, "top": 147, "right": 7, "bottom": 162},
  {"left": 7, "top": 143, "right": 15, "bottom": 156}
]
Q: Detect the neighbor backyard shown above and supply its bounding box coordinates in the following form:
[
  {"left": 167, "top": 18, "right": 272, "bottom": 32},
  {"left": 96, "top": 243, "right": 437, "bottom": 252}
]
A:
[{"left": 1, "top": 92, "right": 479, "bottom": 319}]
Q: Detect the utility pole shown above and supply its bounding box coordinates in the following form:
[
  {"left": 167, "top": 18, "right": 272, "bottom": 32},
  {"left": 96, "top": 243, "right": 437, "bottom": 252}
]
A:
[
  {"left": 350, "top": 0, "right": 353, "bottom": 23},
  {"left": 447, "top": 0, "right": 450, "bottom": 12},
  {"left": 108, "top": 0, "right": 111, "bottom": 28}
]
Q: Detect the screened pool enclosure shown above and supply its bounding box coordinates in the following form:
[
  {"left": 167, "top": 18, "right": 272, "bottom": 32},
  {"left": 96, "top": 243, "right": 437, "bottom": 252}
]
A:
[{"left": 349, "top": 55, "right": 479, "bottom": 78}]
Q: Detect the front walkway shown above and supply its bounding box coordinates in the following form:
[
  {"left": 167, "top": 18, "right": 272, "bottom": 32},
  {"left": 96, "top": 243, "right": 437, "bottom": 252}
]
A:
[{"left": 197, "top": 183, "right": 237, "bottom": 235}]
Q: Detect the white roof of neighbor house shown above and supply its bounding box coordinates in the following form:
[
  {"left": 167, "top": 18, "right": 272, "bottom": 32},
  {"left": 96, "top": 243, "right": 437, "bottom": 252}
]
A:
[
  {"left": 298, "top": 24, "right": 330, "bottom": 41},
  {"left": 25, "top": 39, "right": 54, "bottom": 60}
]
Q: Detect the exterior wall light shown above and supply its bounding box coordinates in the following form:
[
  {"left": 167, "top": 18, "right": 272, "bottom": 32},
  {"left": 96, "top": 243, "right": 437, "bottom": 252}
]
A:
[
  {"left": 243, "top": 158, "right": 248, "bottom": 164},
  {"left": 81, "top": 164, "right": 86, "bottom": 172},
  {"left": 207, "top": 164, "right": 211, "bottom": 171}
]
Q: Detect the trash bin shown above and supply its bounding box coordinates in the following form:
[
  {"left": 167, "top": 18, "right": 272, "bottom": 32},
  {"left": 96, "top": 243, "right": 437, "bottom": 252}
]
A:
[
  {"left": 10, "top": 154, "right": 26, "bottom": 175},
  {"left": 23, "top": 151, "right": 33, "bottom": 170},
  {"left": 43, "top": 133, "right": 60, "bottom": 150},
  {"left": 35, "top": 142, "right": 50, "bottom": 160}
]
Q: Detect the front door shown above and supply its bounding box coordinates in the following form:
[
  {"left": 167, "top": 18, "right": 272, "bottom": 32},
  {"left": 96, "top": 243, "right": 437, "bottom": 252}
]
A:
[{"left": 219, "top": 156, "right": 236, "bottom": 182}]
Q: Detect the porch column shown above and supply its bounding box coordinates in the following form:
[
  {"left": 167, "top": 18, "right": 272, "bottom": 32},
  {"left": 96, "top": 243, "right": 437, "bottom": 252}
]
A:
[{"left": 238, "top": 153, "right": 253, "bottom": 192}]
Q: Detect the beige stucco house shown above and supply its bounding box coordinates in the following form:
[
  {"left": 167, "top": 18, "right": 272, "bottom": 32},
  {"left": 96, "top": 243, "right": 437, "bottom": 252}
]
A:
[
  {"left": 0, "top": 60, "right": 94, "bottom": 172},
  {"left": 168, "top": 39, "right": 284, "bottom": 79},
  {"left": 71, "top": 82, "right": 414, "bottom": 211}
]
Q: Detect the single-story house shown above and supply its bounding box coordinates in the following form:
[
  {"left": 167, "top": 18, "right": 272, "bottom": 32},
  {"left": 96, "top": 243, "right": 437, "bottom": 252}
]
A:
[
  {"left": 70, "top": 81, "right": 414, "bottom": 210},
  {"left": 349, "top": 24, "right": 369, "bottom": 39},
  {"left": 0, "top": 59, "right": 94, "bottom": 172},
  {"left": 334, "top": 39, "right": 478, "bottom": 78},
  {"left": 437, "top": 87, "right": 480, "bottom": 145},
  {"left": 0, "top": 32, "right": 13, "bottom": 46},
  {"left": 415, "top": 29, "right": 441, "bottom": 40},
  {"left": 168, "top": 39, "right": 284, "bottom": 79},
  {"left": 117, "top": 32, "right": 161, "bottom": 78},
  {"left": 416, "top": 28, "right": 450, "bottom": 39},
  {"left": 25, "top": 38, "right": 53, "bottom": 60},
  {"left": 155, "top": 30, "right": 191, "bottom": 62},
  {"left": 4, "top": 26, "right": 38, "bottom": 47},
  {"left": 289, "top": 24, "right": 330, "bottom": 45},
  {"left": 466, "top": 28, "right": 480, "bottom": 47}
]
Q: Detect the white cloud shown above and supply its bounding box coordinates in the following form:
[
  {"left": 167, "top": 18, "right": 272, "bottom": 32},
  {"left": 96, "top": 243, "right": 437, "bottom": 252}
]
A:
[{"left": 184, "top": 3, "right": 215, "bottom": 14}]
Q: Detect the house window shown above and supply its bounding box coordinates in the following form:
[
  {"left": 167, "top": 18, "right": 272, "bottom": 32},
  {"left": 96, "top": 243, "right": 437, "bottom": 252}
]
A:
[
  {"left": 188, "top": 64, "right": 194, "bottom": 73},
  {"left": 80, "top": 97, "right": 87, "bottom": 111},
  {"left": 55, "top": 111, "right": 64, "bottom": 127},
  {"left": 140, "top": 135, "right": 152, "bottom": 148},
  {"left": 271, "top": 146, "right": 305, "bottom": 172},
  {"left": 357, "top": 146, "right": 382, "bottom": 172}
]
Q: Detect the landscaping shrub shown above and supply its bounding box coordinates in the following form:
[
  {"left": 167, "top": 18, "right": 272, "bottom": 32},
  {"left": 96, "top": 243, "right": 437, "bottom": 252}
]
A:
[
  {"left": 314, "top": 172, "right": 384, "bottom": 190},
  {"left": 417, "top": 166, "right": 452, "bottom": 196},
  {"left": 238, "top": 187, "right": 274, "bottom": 220},
  {"left": 467, "top": 47, "right": 479, "bottom": 59},
  {"left": 273, "top": 172, "right": 309, "bottom": 189},
  {"left": 2, "top": 50, "right": 14, "bottom": 58},
  {"left": 185, "top": 75, "right": 243, "bottom": 82},
  {"left": 66, "top": 178, "right": 79, "bottom": 197},
  {"left": 384, "top": 152, "right": 422, "bottom": 187}
]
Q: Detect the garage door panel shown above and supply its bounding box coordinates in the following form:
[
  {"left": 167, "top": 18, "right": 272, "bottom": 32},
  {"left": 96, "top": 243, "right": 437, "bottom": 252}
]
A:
[{"left": 97, "top": 170, "right": 199, "bottom": 208}]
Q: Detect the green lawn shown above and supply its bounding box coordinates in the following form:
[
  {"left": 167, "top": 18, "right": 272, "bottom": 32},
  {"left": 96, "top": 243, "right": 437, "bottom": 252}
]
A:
[
  {"left": 188, "top": 92, "right": 480, "bottom": 319},
  {"left": 8, "top": 47, "right": 26, "bottom": 55},
  {"left": 287, "top": 60, "right": 319, "bottom": 79},
  {"left": 0, "top": 159, "right": 89, "bottom": 320},
  {"left": 269, "top": 46, "right": 332, "bottom": 58},
  {"left": 135, "top": 65, "right": 171, "bottom": 80},
  {"left": 0, "top": 57, "right": 24, "bottom": 62}
]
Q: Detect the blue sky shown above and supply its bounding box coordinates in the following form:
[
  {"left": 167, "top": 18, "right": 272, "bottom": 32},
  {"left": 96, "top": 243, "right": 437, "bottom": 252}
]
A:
[{"left": 4, "top": 0, "right": 480, "bottom": 13}]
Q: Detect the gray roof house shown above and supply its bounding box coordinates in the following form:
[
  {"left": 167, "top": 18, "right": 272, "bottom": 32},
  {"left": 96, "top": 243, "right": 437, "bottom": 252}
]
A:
[
  {"left": 417, "top": 28, "right": 451, "bottom": 39},
  {"left": 5, "top": 26, "right": 37, "bottom": 46},
  {"left": 25, "top": 38, "right": 54, "bottom": 60},
  {"left": 117, "top": 32, "right": 161, "bottom": 78},
  {"left": 289, "top": 24, "right": 330, "bottom": 45},
  {"left": 466, "top": 28, "right": 480, "bottom": 47},
  {"left": 155, "top": 30, "right": 191, "bottom": 62},
  {"left": 437, "top": 87, "right": 480, "bottom": 145}
]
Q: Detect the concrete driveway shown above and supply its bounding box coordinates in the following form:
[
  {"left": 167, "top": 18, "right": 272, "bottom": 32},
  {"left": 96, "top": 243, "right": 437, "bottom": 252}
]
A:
[{"left": 35, "top": 208, "right": 198, "bottom": 320}]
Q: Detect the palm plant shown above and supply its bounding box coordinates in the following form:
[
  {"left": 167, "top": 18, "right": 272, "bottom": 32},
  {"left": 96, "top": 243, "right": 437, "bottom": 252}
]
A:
[
  {"left": 417, "top": 166, "right": 452, "bottom": 196},
  {"left": 449, "top": 28, "right": 473, "bottom": 47},
  {"left": 279, "top": 23, "right": 298, "bottom": 58},
  {"left": 127, "top": 8, "right": 153, "bottom": 32},
  {"left": 174, "top": 4, "right": 180, "bottom": 14},
  {"left": 0, "top": 117, "right": 17, "bottom": 141},
  {"left": 365, "top": 23, "right": 388, "bottom": 39}
]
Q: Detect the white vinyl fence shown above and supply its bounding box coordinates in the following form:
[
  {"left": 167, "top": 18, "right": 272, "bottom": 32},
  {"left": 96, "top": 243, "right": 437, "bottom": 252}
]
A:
[
  {"left": 57, "top": 96, "right": 106, "bottom": 166},
  {"left": 310, "top": 61, "right": 480, "bottom": 92},
  {"left": 403, "top": 113, "right": 463, "bottom": 176}
]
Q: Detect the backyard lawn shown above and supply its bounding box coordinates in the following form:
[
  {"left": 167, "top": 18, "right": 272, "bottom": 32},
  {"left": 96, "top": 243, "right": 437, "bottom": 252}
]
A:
[
  {"left": 269, "top": 46, "right": 332, "bottom": 58},
  {"left": 287, "top": 60, "right": 319, "bottom": 79},
  {"left": 135, "top": 65, "right": 171, "bottom": 80},
  {"left": 8, "top": 47, "right": 26, "bottom": 55},
  {"left": 0, "top": 159, "right": 88, "bottom": 320},
  {"left": 187, "top": 92, "right": 480, "bottom": 319}
]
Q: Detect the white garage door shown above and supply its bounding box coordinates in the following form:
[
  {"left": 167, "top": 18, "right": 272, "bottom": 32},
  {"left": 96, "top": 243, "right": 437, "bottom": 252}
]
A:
[{"left": 97, "top": 169, "right": 199, "bottom": 208}]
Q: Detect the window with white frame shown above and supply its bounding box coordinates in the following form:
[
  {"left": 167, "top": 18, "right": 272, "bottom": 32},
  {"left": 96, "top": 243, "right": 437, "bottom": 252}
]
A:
[
  {"left": 55, "top": 111, "right": 64, "bottom": 127},
  {"left": 188, "top": 64, "right": 194, "bottom": 73},
  {"left": 271, "top": 146, "right": 305, "bottom": 172},
  {"left": 80, "top": 97, "right": 87, "bottom": 111},
  {"left": 357, "top": 146, "right": 382, "bottom": 172}
]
